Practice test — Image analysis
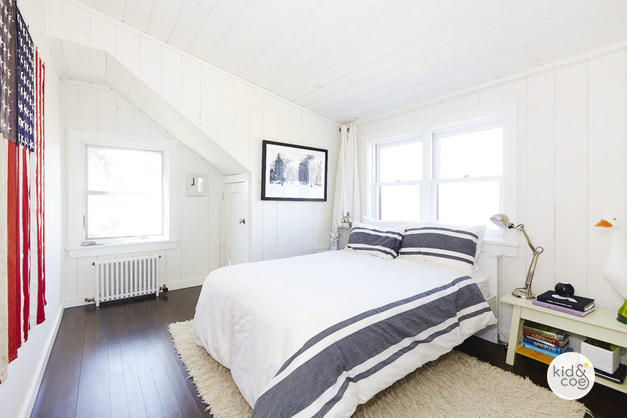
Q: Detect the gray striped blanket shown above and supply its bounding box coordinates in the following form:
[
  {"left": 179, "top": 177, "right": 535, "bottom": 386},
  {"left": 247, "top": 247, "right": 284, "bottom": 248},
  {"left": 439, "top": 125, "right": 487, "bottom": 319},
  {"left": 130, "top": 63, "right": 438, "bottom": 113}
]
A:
[{"left": 252, "top": 276, "right": 495, "bottom": 417}]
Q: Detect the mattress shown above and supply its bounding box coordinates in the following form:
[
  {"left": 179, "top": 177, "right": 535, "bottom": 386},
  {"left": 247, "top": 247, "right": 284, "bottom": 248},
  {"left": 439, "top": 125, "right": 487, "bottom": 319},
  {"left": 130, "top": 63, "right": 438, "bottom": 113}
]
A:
[
  {"left": 193, "top": 250, "right": 496, "bottom": 417},
  {"left": 472, "top": 269, "right": 490, "bottom": 299}
]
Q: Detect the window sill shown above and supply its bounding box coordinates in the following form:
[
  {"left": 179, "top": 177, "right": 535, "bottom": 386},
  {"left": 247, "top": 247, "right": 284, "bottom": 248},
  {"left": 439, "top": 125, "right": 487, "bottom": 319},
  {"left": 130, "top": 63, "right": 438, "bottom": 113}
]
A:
[
  {"left": 66, "top": 239, "right": 178, "bottom": 258},
  {"left": 481, "top": 236, "right": 519, "bottom": 258}
]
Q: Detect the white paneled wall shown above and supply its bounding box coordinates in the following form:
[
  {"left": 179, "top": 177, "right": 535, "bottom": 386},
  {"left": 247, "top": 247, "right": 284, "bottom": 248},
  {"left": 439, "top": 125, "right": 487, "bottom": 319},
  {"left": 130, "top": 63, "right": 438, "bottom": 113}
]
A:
[
  {"left": 357, "top": 44, "right": 627, "bottom": 339},
  {"left": 249, "top": 93, "right": 340, "bottom": 262},
  {"left": 51, "top": 1, "right": 341, "bottom": 267},
  {"left": 49, "top": 0, "right": 340, "bottom": 173},
  {"left": 62, "top": 83, "right": 222, "bottom": 304}
]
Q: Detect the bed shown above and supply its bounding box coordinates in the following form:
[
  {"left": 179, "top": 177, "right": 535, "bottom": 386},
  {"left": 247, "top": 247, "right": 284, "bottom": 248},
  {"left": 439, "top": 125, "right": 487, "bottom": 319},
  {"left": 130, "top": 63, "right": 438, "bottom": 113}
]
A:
[{"left": 193, "top": 250, "right": 496, "bottom": 417}]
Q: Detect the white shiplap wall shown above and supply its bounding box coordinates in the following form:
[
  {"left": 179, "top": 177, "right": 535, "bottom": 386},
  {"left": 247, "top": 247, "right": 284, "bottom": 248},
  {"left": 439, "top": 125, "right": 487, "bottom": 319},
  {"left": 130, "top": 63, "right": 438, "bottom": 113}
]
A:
[
  {"left": 51, "top": 1, "right": 342, "bottom": 269},
  {"left": 62, "top": 82, "right": 222, "bottom": 304},
  {"left": 357, "top": 44, "right": 627, "bottom": 338},
  {"left": 49, "top": 0, "right": 340, "bottom": 173},
  {"left": 249, "top": 94, "right": 340, "bottom": 262},
  {"left": 61, "top": 79, "right": 340, "bottom": 303}
]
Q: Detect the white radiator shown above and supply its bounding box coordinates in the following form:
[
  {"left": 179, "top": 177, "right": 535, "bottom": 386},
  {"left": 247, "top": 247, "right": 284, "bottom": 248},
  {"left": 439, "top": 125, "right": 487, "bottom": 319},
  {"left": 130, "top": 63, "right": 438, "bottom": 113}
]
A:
[{"left": 94, "top": 255, "right": 160, "bottom": 307}]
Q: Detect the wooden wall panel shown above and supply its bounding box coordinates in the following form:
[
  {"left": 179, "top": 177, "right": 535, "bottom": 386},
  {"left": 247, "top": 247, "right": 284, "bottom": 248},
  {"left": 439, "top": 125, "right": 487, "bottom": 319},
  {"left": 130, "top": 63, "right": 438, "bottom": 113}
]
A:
[
  {"left": 134, "top": 114, "right": 152, "bottom": 137},
  {"left": 62, "top": 1, "right": 90, "bottom": 43},
  {"left": 77, "top": 86, "right": 98, "bottom": 130},
  {"left": 97, "top": 89, "right": 117, "bottom": 133},
  {"left": 587, "top": 51, "right": 626, "bottom": 307},
  {"left": 233, "top": 80, "right": 250, "bottom": 168},
  {"left": 181, "top": 57, "right": 201, "bottom": 125},
  {"left": 208, "top": 171, "right": 222, "bottom": 272},
  {"left": 139, "top": 38, "right": 162, "bottom": 94},
  {"left": 116, "top": 100, "right": 134, "bottom": 134},
  {"left": 161, "top": 48, "right": 182, "bottom": 110},
  {"left": 57, "top": 5, "right": 343, "bottom": 297},
  {"left": 193, "top": 158, "right": 211, "bottom": 278},
  {"left": 524, "top": 73, "right": 556, "bottom": 295},
  {"left": 179, "top": 151, "right": 197, "bottom": 281},
  {"left": 63, "top": 84, "right": 222, "bottom": 300},
  {"left": 355, "top": 46, "right": 627, "bottom": 321},
  {"left": 555, "top": 62, "right": 588, "bottom": 294},
  {"left": 289, "top": 107, "right": 304, "bottom": 256},
  {"left": 217, "top": 73, "right": 235, "bottom": 154},
  {"left": 500, "top": 78, "right": 528, "bottom": 330},
  {"left": 276, "top": 101, "right": 291, "bottom": 259},
  {"left": 262, "top": 95, "right": 278, "bottom": 260},
  {"left": 116, "top": 27, "right": 140, "bottom": 74},
  {"left": 200, "top": 66, "right": 219, "bottom": 140},
  {"left": 63, "top": 83, "right": 79, "bottom": 299},
  {"left": 90, "top": 14, "right": 116, "bottom": 55},
  {"left": 249, "top": 88, "right": 265, "bottom": 262}
]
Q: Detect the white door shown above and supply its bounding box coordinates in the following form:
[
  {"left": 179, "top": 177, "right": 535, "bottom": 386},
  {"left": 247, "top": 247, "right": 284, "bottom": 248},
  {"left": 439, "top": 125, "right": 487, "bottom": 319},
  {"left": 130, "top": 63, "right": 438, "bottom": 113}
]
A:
[{"left": 224, "top": 181, "right": 250, "bottom": 265}]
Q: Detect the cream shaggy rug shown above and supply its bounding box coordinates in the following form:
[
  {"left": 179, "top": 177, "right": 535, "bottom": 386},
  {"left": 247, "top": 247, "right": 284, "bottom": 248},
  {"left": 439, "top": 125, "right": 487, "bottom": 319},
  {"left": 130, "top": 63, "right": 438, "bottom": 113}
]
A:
[{"left": 169, "top": 320, "right": 587, "bottom": 418}]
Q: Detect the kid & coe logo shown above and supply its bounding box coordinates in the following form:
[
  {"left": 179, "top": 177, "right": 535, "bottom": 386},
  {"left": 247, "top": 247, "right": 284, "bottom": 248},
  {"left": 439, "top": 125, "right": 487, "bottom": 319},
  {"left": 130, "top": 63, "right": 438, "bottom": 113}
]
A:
[{"left": 547, "top": 352, "right": 595, "bottom": 400}]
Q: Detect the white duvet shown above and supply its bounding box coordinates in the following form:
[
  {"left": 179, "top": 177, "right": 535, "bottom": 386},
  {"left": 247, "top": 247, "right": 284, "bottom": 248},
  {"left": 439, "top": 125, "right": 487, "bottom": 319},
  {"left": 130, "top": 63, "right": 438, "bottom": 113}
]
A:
[{"left": 193, "top": 250, "right": 495, "bottom": 415}]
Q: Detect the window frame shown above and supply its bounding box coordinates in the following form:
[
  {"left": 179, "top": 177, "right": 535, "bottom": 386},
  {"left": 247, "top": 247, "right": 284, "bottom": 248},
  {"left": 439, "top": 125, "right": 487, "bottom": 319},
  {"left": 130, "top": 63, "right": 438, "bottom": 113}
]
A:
[
  {"left": 67, "top": 130, "right": 178, "bottom": 258},
  {"left": 365, "top": 101, "right": 518, "bottom": 247},
  {"left": 431, "top": 120, "right": 505, "bottom": 236},
  {"left": 373, "top": 135, "right": 430, "bottom": 222},
  {"left": 85, "top": 144, "right": 166, "bottom": 242}
]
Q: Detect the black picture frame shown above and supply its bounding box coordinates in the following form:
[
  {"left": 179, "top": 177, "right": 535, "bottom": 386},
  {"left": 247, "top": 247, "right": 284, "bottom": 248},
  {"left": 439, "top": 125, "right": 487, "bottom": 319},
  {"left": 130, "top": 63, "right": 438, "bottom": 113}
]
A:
[{"left": 261, "top": 140, "right": 328, "bottom": 202}]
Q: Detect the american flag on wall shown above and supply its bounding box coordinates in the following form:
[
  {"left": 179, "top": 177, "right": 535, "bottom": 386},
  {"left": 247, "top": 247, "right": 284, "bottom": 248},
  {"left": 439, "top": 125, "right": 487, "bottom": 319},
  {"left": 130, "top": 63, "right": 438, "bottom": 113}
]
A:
[{"left": 0, "top": 0, "right": 46, "bottom": 385}]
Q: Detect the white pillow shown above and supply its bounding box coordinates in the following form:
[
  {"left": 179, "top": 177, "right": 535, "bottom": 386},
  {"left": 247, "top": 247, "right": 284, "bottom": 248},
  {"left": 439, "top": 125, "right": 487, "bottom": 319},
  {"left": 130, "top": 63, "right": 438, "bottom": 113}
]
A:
[
  {"left": 399, "top": 222, "right": 486, "bottom": 275},
  {"left": 420, "top": 221, "right": 486, "bottom": 262},
  {"left": 362, "top": 216, "right": 408, "bottom": 229},
  {"left": 345, "top": 222, "right": 405, "bottom": 260}
]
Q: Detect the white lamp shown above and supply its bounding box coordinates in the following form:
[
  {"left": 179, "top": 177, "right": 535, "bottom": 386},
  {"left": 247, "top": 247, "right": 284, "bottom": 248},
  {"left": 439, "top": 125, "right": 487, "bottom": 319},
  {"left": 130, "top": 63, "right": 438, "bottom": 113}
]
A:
[{"left": 490, "top": 213, "right": 544, "bottom": 300}]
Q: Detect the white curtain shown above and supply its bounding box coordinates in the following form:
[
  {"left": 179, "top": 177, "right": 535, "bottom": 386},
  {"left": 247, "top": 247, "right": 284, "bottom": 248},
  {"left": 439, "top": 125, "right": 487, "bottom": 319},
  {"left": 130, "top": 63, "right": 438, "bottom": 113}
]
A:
[{"left": 332, "top": 124, "right": 361, "bottom": 226}]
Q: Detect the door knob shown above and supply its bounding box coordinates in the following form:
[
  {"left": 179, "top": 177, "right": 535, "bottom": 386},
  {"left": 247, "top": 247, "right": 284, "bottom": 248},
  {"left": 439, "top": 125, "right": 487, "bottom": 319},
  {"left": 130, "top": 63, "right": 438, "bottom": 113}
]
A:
[{"left": 239, "top": 218, "right": 246, "bottom": 224}]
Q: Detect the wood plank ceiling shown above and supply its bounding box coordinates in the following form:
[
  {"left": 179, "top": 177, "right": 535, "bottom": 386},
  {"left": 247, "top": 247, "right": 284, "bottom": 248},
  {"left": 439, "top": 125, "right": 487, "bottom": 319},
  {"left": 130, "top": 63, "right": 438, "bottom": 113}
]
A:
[{"left": 76, "top": 0, "right": 627, "bottom": 123}]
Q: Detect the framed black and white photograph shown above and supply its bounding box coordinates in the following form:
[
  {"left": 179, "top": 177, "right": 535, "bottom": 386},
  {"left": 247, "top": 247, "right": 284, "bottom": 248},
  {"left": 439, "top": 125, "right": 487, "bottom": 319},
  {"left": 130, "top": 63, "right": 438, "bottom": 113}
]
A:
[{"left": 261, "top": 140, "right": 328, "bottom": 201}]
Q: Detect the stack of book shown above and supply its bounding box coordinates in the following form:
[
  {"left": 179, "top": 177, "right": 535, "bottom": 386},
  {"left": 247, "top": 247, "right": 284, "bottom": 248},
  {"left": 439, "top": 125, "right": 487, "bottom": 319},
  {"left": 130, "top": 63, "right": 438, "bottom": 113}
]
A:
[
  {"left": 532, "top": 290, "right": 595, "bottom": 317},
  {"left": 521, "top": 321, "right": 572, "bottom": 359}
]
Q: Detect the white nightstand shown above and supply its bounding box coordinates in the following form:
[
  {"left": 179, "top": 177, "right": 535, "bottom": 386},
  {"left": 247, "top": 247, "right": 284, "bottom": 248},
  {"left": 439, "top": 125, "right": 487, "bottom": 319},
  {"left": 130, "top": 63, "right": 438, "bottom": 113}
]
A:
[{"left": 502, "top": 294, "right": 627, "bottom": 394}]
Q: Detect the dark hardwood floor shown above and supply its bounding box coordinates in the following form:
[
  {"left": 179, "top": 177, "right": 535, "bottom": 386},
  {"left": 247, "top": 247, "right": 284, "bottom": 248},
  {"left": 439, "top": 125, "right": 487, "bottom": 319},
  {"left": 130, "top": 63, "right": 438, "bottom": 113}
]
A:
[
  {"left": 33, "top": 287, "right": 627, "bottom": 417},
  {"left": 32, "top": 287, "right": 211, "bottom": 418}
]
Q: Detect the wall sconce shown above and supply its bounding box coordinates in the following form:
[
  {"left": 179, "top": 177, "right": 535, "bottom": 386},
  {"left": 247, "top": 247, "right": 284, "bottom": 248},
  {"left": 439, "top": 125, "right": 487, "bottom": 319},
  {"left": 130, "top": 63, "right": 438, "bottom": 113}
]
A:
[{"left": 186, "top": 173, "right": 207, "bottom": 197}]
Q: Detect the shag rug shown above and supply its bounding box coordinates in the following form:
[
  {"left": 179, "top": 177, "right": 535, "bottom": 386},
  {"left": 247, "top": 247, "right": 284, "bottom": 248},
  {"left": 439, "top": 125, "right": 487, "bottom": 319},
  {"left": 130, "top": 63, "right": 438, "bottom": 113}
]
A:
[{"left": 169, "top": 320, "right": 587, "bottom": 418}]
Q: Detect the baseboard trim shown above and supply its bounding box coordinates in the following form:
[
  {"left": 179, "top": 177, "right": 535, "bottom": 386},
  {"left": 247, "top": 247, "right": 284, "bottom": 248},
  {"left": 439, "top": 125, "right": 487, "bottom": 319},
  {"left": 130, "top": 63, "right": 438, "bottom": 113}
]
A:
[
  {"left": 164, "top": 277, "right": 206, "bottom": 291},
  {"left": 64, "top": 276, "right": 208, "bottom": 308},
  {"left": 20, "top": 306, "right": 64, "bottom": 418}
]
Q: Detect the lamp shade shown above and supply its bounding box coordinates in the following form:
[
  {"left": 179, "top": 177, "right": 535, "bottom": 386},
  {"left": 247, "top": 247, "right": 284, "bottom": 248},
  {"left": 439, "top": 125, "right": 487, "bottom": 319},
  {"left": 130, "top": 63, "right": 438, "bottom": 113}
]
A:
[{"left": 490, "top": 213, "right": 512, "bottom": 229}]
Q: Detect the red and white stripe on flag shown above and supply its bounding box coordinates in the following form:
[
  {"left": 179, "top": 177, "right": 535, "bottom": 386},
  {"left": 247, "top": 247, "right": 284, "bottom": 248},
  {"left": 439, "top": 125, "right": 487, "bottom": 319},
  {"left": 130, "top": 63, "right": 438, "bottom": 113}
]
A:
[
  {"left": 30, "top": 50, "right": 45, "bottom": 327},
  {"left": 35, "top": 51, "right": 45, "bottom": 325},
  {"left": 0, "top": 4, "right": 46, "bottom": 385}
]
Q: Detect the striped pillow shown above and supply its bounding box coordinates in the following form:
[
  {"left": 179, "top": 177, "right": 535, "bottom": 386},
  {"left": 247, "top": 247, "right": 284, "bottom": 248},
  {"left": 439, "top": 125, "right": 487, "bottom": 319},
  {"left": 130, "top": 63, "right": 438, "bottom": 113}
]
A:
[
  {"left": 345, "top": 222, "right": 404, "bottom": 259},
  {"left": 399, "top": 223, "right": 485, "bottom": 275}
]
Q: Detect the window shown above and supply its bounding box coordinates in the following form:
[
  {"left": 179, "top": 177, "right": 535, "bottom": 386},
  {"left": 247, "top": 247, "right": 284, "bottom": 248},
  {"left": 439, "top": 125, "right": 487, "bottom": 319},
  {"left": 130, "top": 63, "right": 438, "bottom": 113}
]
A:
[
  {"left": 86, "top": 146, "right": 164, "bottom": 241},
  {"left": 68, "top": 130, "right": 178, "bottom": 257},
  {"left": 375, "top": 139, "right": 422, "bottom": 221},
  {"left": 373, "top": 121, "right": 503, "bottom": 233}
]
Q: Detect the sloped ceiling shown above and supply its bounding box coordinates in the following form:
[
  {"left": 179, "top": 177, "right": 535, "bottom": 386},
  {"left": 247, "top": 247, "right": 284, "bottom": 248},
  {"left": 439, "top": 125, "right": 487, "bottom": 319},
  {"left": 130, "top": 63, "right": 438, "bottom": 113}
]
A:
[
  {"left": 49, "top": 38, "right": 248, "bottom": 175},
  {"left": 75, "top": 0, "right": 627, "bottom": 122}
]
